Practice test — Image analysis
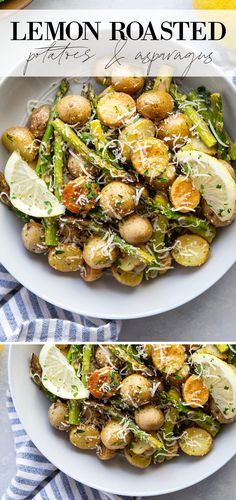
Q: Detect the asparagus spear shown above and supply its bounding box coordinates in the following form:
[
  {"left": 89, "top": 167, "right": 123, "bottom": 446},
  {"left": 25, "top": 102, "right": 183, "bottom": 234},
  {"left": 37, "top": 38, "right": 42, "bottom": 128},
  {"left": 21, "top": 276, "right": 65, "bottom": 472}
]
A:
[
  {"left": 67, "top": 400, "right": 81, "bottom": 425},
  {"left": 81, "top": 344, "right": 93, "bottom": 387},
  {"left": 153, "top": 406, "right": 179, "bottom": 463},
  {"left": 145, "top": 214, "right": 169, "bottom": 279},
  {"left": 141, "top": 197, "right": 216, "bottom": 244},
  {"left": 187, "top": 88, "right": 211, "bottom": 122},
  {"left": 107, "top": 345, "right": 153, "bottom": 376},
  {"left": 81, "top": 82, "right": 98, "bottom": 114},
  {"left": 42, "top": 218, "right": 58, "bottom": 246},
  {"left": 103, "top": 405, "right": 163, "bottom": 450},
  {"left": 153, "top": 66, "right": 173, "bottom": 92},
  {"left": 170, "top": 84, "right": 217, "bottom": 148},
  {"left": 210, "top": 93, "right": 236, "bottom": 161},
  {"left": 36, "top": 79, "right": 69, "bottom": 177},
  {"left": 36, "top": 79, "right": 69, "bottom": 245},
  {"left": 52, "top": 118, "right": 135, "bottom": 182},
  {"left": 53, "top": 130, "right": 64, "bottom": 201},
  {"left": 156, "top": 390, "right": 220, "bottom": 437}
]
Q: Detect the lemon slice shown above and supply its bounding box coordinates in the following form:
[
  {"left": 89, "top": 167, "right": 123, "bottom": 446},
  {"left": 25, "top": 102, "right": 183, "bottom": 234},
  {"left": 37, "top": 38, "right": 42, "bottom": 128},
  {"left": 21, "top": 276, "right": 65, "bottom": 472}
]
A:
[
  {"left": 39, "top": 344, "right": 89, "bottom": 400},
  {"left": 4, "top": 151, "right": 65, "bottom": 218},
  {"left": 192, "top": 352, "right": 236, "bottom": 420},
  {"left": 176, "top": 150, "right": 236, "bottom": 222}
]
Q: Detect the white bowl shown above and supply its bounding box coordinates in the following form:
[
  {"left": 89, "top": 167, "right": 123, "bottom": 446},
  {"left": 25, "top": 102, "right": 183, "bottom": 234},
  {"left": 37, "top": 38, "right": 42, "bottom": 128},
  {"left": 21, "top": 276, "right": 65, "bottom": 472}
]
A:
[
  {"left": 8, "top": 344, "right": 236, "bottom": 496},
  {"left": 1, "top": 74, "right": 236, "bottom": 319}
]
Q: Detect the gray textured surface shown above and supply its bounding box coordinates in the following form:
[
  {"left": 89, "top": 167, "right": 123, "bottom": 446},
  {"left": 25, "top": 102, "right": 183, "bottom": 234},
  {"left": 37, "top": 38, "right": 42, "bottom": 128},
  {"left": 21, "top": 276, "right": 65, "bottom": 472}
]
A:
[
  {"left": 1, "top": 347, "right": 236, "bottom": 499},
  {"left": 120, "top": 263, "right": 236, "bottom": 341}
]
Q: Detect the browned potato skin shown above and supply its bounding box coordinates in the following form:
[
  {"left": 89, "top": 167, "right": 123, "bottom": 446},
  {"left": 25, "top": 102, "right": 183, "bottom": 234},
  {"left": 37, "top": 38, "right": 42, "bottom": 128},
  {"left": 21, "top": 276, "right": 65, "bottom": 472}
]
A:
[
  {"left": 22, "top": 222, "right": 46, "bottom": 254},
  {"left": 2, "top": 127, "right": 38, "bottom": 162},
  {"left": 56, "top": 95, "right": 91, "bottom": 125},
  {"left": 99, "top": 181, "right": 136, "bottom": 219},
  {"left": 96, "top": 445, "right": 117, "bottom": 461},
  {"left": 202, "top": 199, "right": 236, "bottom": 227},
  {"left": 170, "top": 175, "right": 201, "bottom": 213},
  {"left": 48, "top": 402, "right": 70, "bottom": 431},
  {"left": 111, "top": 76, "right": 144, "bottom": 95},
  {"left": 134, "top": 404, "right": 165, "bottom": 431},
  {"left": 131, "top": 137, "right": 169, "bottom": 180},
  {"left": 158, "top": 113, "right": 191, "bottom": 148},
  {"left": 182, "top": 374, "right": 209, "bottom": 408},
  {"left": 137, "top": 90, "right": 174, "bottom": 122},
  {"left": 28, "top": 105, "right": 50, "bottom": 139},
  {"left": 97, "top": 92, "right": 136, "bottom": 128},
  {"left": 48, "top": 244, "right": 83, "bottom": 272},
  {"left": 152, "top": 344, "right": 185, "bottom": 375},
  {"left": 119, "top": 214, "right": 153, "bottom": 245},
  {"left": 210, "top": 398, "right": 236, "bottom": 424},
  {"left": 81, "top": 265, "right": 103, "bottom": 282}
]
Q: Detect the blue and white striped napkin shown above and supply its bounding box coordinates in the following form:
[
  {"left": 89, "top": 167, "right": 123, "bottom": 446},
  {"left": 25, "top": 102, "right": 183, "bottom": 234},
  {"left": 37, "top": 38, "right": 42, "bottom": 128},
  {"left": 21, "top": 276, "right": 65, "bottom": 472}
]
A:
[
  {"left": 3, "top": 391, "right": 130, "bottom": 500},
  {"left": 0, "top": 262, "right": 123, "bottom": 499},
  {"left": 0, "top": 264, "right": 121, "bottom": 342}
]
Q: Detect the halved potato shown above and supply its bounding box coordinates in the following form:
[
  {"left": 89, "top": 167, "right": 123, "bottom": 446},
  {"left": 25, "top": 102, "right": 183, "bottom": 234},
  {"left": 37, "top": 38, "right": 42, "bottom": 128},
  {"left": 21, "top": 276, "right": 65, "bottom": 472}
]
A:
[
  {"left": 182, "top": 374, "right": 209, "bottom": 408},
  {"left": 170, "top": 175, "right": 200, "bottom": 213},
  {"left": 179, "top": 427, "right": 213, "bottom": 456},
  {"left": 172, "top": 234, "right": 210, "bottom": 267},
  {"left": 152, "top": 344, "right": 185, "bottom": 375}
]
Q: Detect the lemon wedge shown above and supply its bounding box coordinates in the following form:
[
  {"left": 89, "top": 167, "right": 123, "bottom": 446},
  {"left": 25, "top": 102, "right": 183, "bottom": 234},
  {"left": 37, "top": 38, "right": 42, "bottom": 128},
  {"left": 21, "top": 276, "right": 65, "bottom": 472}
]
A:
[
  {"left": 39, "top": 344, "right": 89, "bottom": 400},
  {"left": 192, "top": 352, "right": 236, "bottom": 420},
  {"left": 176, "top": 150, "right": 236, "bottom": 222},
  {"left": 4, "top": 151, "right": 65, "bottom": 218}
]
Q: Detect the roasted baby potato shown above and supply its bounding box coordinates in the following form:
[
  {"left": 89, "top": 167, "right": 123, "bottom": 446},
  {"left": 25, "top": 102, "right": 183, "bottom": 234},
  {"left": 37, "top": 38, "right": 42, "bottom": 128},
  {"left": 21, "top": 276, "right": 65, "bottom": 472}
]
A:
[
  {"left": 101, "top": 420, "right": 132, "bottom": 450},
  {"left": 179, "top": 427, "right": 213, "bottom": 456},
  {"left": 56, "top": 95, "right": 91, "bottom": 125},
  {"left": 158, "top": 113, "right": 191, "bottom": 148},
  {"left": 182, "top": 374, "right": 209, "bottom": 408},
  {"left": 111, "top": 75, "right": 144, "bottom": 95},
  {"left": 124, "top": 447, "right": 152, "bottom": 468},
  {"left": 137, "top": 90, "right": 174, "bottom": 122},
  {"left": 119, "top": 118, "right": 156, "bottom": 160},
  {"left": 99, "top": 181, "right": 135, "bottom": 219},
  {"left": 120, "top": 374, "right": 152, "bottom": 407},
  {"left": 172, "top": 234, "right": 210, "bottom": 267},
  {"left": 134, "top": 404, "right": 165, "bottom": 431},
  {"left": 152, "top": 344, "right": 185, "bottom": 375},
  {"left": 131, "top": 137, "right": 169, "bottom": 180},
  {"left": 83, "top": 235, "right": 119, "bottom": 269},
  {"left": 2, "top": 126, "right": 38, "bottom": 162},
  {"left": 119, "top": 214, "right": 153, "bottom": 245},
  {"left": 48, "top": 402, "right": 70, "bottom": 431},
  {"left": 97, "top": 92, "right": 136, "bottom": 128},
  {"left": 81, "top": 265, "right": 103, "bottom": 282},
  {"left": 28, "top": 105, "right": 50, "bottom": 139},
  {"left": 70, "top": 424, "right": 100, "bottom": 449},
  {"left": 22, "top": 221, "right": 46, "bottom": 254},
  {"left": 170, "top": 175, "right": 201, "bottom": 213},
  {"left": 48, "top": 244, "right": 83, "bottom": 272},
  {"left": 111, "top": 266, "right": 144, "bottom": 287}
]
